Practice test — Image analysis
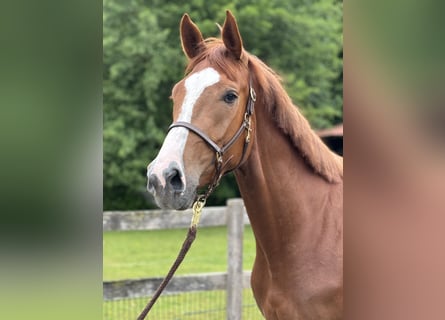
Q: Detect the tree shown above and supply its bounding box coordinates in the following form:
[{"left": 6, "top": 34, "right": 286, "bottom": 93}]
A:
[
  {"left": 233, "top": 0, "right": 343, "bottom": 128},
  {"left": 103, "top": 0, "right": 176, "bottom": 209}
]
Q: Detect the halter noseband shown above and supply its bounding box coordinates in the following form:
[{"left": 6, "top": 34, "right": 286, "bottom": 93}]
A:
[{"left": 168, "top": 78, "right": 256, "bottom": 193}]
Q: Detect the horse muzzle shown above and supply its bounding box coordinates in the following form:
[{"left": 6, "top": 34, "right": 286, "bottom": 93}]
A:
[{"left": 147, "top": 160, "right": 196, "bottom": 210}]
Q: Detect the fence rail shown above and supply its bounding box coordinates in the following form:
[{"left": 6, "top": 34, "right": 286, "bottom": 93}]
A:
[
  {"left": 104, "top": 271, "right": 252, "bottom": 301},
  {"left": 103, "top": 200, "right": 250, "bottom": 231}
]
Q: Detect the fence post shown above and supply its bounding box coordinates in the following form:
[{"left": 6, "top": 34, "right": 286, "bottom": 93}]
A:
[{"left": 226, "top": 198, "right": 244, "bottom": 320}]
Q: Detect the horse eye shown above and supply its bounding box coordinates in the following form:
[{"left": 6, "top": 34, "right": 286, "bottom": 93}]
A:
[{"left": 223, "top": 92, "right": 238, "bottom": 104}]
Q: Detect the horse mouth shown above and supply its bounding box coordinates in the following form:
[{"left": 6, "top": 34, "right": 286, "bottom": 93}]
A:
[{"left": 150, "top": 184, "right": 197, "bottom": 210}]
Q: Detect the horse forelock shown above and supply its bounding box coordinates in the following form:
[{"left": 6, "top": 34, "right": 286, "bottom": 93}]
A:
[
  {"left": 185, "top": 38, "right": 248, "bottom": 81},
  {"left": 184, "top": 38, "right": 343, "bottom": 183}
]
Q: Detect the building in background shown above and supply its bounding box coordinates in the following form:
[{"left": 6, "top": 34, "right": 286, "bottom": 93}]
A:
[{"left": 318, "top": 124, "right": 343, "bottom": 156}]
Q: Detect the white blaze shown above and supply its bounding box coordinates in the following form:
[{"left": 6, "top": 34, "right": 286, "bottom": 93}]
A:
[{"left": 149, "top": 67, "right": 220, "bottom": 188}]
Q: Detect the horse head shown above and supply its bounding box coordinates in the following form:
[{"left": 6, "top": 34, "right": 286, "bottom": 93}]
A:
[{"left": 147, "top": 11, "right": 255, "bottom": 210}]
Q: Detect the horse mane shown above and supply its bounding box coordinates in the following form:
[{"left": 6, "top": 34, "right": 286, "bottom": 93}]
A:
[{"left": 186, "top": 38, "right": 343, "bottom": 183}]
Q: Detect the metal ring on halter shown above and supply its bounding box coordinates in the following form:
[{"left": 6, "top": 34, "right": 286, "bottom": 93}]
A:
[{"left": 216, "top": 151, "right": 223, "bottom": 165}]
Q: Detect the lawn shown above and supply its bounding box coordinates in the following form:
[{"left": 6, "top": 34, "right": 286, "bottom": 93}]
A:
[{"left": 103, "top": 225, "right": 257, "bottom": 281}]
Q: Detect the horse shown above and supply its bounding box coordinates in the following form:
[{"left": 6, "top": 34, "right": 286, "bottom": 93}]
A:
[{"left": 146, "top": 11, "right": 343, "bottom": 320}]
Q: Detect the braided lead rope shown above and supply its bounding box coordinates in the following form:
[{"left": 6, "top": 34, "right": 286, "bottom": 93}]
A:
[{"left": 136, "top": 198, "right": 205, "bottom": 320}]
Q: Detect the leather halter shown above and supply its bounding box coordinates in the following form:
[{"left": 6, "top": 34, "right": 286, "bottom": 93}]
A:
[{"left": 168, "top": 79, "right": 256, "bottom": 183}]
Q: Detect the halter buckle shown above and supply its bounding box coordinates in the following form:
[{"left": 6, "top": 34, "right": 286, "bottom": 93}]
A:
[
  {"left": 250, "top": 86, "right": 256, "bottom": 102},
  {"left": 244, "top": 113, "right": 252, "bottom": 143}
]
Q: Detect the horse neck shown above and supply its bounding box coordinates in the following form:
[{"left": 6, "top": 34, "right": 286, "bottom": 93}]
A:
[{"left": 234, "top": 100, "right": 341, "bottom": 263}]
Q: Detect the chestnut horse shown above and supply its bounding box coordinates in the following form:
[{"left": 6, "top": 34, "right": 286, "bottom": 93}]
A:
[{"left": 147, "top": 11, "right": 343, "bottom": 320}]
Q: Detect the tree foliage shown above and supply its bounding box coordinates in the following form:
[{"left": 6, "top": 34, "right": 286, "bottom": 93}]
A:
[{"left": 104, "top": 0, "right": 343, "bottom": 210}]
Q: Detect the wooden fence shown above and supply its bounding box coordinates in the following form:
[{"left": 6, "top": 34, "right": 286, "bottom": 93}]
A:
[
  {"left": 103, "top": 199, "right": 250, "bottom": 231},
  {"left": 103, "top": 198, "right": 256, "bottom": 320}
]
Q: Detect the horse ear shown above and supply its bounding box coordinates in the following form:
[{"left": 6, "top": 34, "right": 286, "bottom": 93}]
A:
[
  {"left": 222, "top": 10, "right": 243, "bottom": 60},
  {"left": 180, "top": 14, "right": 204, "bottom": 60}
]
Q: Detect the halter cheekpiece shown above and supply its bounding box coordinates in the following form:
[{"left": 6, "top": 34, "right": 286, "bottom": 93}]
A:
[{"left": 168, "top": 76, "right": 256, "bottom": 195}]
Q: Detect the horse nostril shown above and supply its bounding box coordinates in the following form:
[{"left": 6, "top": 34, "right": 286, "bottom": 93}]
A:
[
  {"left": 148, "top": 174, "right": 160, "bottom": 192},
  {"left": 165, "top": 168, "right": 184, "bottom": 192}
]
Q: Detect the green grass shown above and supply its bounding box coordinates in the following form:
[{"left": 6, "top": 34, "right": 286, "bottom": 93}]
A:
[
  {"left": 103, "top": 226, "right": 257, "bottom": 281},
  {"left": 103, "top": 226, "right": 263, "bottom": 319}
]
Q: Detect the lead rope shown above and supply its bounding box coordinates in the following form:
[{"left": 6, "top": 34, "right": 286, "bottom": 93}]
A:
[
  {"left": 136, "top": 161, "right": 224, "bottom": 320},
  {"left": 136, "top": 197, "right": 206, "bottom": 320}
]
